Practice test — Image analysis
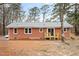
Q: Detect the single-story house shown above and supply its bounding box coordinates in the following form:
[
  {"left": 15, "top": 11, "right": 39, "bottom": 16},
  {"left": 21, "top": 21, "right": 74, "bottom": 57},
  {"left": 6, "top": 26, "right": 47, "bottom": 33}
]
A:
[{"left": 6, "top": 21, "right": 73, "bottom": 40}]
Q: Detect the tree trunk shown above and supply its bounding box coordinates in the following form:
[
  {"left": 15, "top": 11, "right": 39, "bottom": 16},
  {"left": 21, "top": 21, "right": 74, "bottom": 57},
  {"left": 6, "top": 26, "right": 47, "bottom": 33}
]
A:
[
  {"left": 74, "top": 3, "right": 78, "bottom": 35},
  {"left": 59, "top": 4, "right": 65, "bottom": 42},
  {"left": 43, "top": 13, "right": 45, "bottom": 22},
  {"left": 2, "top": 4, "right": 5, "bottom": 36},
  {"left": 60, "top": 13, "right": 64, "bottom": 42},
  {"left": 74, "top": 24, "right": 77, "bottom": 35},
  {"left": 75, "top": 24, "right": 79, "bottom": 35}
]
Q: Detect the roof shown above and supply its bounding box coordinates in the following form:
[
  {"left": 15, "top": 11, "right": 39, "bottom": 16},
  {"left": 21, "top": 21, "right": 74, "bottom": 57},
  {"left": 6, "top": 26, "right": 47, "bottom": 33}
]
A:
[{"left": 6, "top": 21, "right": 73, "bottom": 28}]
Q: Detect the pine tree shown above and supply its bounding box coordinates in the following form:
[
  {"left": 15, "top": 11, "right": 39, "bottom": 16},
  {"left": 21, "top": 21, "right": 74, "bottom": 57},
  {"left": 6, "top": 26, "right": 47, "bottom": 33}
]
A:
[
  {"left": 51, "top": 3, "right": 70, "bottom": 42},
  {"left": 27, "top": 7, "right": 40, "bottom": 22}
]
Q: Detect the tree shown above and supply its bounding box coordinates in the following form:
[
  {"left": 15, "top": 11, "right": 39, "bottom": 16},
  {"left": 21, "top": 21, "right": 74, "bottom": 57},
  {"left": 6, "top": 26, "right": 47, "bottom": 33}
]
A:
[
  {"left": 51, "top": 3, "right": 70, "bottom": 42},
  {"left": 0, "top": 4, "right": 4, "bottom": 35},
  {"left": 0, "top": 3, "right": 22, "bottom": 35},
  {"left": 0, "top": 3, "right": 6, "bottom": 35},
  {"left": 66, "top": 3, "right": 79, "bottom": 35},
  {"left": 8, "top": 3, "right": 21, "bottom": 22},
  {"left": 40, "top": 5, "right": 49, "bottom": 22},
  {"left": 27, "top": 7, "right": 40, "bottom": 22}
]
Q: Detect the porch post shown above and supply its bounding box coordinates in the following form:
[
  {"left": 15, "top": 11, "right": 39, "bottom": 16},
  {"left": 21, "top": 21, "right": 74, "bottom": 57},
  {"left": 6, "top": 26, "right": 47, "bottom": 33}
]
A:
[{"left": 54, "top": 28, "right": 55, "bottom": 40}]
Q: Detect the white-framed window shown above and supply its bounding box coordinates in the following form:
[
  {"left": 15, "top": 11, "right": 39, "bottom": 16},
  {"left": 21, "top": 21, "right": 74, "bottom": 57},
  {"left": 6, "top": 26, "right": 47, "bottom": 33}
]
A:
[
  {"left": 24, "top": 28, "right": 32, "bottom": 34},
  {"left": 64, "top": 28, "right": 69, "bottom": 32},
  {"left": 13, "top": 28, "right": 18, "bottom": 34},
  {"left": 39, "top": 28, "right": 43, "bottom": 32},
  {"left": 28, "top": 28, "right": 32, "bottom": 33},
  {"left": 25, "top": 28, "right": 28, "bottom": 33}
]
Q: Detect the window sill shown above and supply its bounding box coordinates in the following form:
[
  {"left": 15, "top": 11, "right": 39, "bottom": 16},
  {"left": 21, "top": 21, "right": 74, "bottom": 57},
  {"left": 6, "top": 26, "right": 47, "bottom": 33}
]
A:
[{"left": 24, "top": 33, "right": 32, "bottom": 34}]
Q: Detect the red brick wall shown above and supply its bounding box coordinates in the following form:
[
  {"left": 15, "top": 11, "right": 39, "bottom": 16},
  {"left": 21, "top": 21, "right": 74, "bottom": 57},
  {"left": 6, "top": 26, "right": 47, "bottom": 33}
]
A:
[
  {"left": 8, "top": 28, "right": 46, "bottom": 40},
  {"left": 55, "top": 28, "right": 70, "bottom": 39},
  {"left": 8, "top": 28, "right": 71, "bottom": 40}
]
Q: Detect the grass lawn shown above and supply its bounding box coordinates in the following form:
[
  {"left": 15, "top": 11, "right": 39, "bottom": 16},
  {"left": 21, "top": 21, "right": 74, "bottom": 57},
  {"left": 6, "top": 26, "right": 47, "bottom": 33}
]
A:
[{"left": 0, "top": 39, "right": 79, "bottom": 56}]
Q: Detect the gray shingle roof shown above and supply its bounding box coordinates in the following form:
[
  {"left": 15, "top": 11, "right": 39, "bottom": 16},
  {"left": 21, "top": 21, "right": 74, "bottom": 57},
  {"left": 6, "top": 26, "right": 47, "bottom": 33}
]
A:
[{"left": 6, "top": 21, "right": 73, "bottom": 28}]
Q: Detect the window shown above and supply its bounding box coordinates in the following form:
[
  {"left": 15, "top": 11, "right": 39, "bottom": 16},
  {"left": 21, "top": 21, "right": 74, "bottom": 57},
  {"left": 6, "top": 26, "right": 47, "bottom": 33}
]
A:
[
  {"left": 64, "top": 28, "right": 69, "bottom": 31},
  {"left": 48, "top": 29, "right": 51, "bottom": 32},
  {"left": 25, "top": 28, "right": 28, "bottom": 33},
  {"left": 64, "top": 28, "right": 66, "bottom": 31},
  {"left": 29, "top": 28, "right": 31, "bottom": 33},
  {"left": 39, "top": 28, "right": 43, "bottom": 32},
  {"left": 14, "top": 28, "right": 18, "bottom": 34},
  {"left": 24, "top": 28, "right": 32, "bottom": 34}
]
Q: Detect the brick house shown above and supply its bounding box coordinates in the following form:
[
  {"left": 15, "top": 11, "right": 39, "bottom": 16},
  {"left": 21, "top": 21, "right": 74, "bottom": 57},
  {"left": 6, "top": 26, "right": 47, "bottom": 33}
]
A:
[{"left": 6, "top": 21, "right": 73, "bottom": 40}]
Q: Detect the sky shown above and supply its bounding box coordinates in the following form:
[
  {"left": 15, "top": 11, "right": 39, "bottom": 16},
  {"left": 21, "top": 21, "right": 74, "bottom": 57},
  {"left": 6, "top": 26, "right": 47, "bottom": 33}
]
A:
[
  {"left": 21, "top": 3, "right": 44, "bottom": 11},
  {"left": 21, "top": 3, "right": 43, "bottom": 21},
  {"left": 21, "top": 3, "right": 51, "bottom": 22},
  {"left": 20, "top": 3, "right": 56, "bottom": 22}
]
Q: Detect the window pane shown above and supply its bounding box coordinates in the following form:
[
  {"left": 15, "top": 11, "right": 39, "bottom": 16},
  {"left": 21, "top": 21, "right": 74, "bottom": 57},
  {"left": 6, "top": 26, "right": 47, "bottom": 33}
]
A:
[
  {"left": 29, "top": 28, "right": 31, "bottom": 33},
  {"left": 64, "top": 28, "right": 66, "bottom": 31},
  {"left": 48, "top": 29, "right": 51, "bottom": 32},
  {"left": 51, "top": 29, "right": 54, "bottom": 36},
  {"left": 25, "top": 28, "right": 28, "bottom": 33},
  {"left": 14, "top": 28, "right": 17, "bottom": 33}
]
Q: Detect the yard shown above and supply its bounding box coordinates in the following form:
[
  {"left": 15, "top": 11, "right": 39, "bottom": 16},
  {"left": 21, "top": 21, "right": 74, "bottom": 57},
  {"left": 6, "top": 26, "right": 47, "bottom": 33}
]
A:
[{"left": 0, "top": 36, "right": 79, "bottom": 56}]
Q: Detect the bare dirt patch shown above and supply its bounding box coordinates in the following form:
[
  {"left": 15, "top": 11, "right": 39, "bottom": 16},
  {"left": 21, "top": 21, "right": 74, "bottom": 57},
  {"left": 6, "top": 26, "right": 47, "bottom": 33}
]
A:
[{"left": 0, "top": 38, "right": 79, "bottom": 56}]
